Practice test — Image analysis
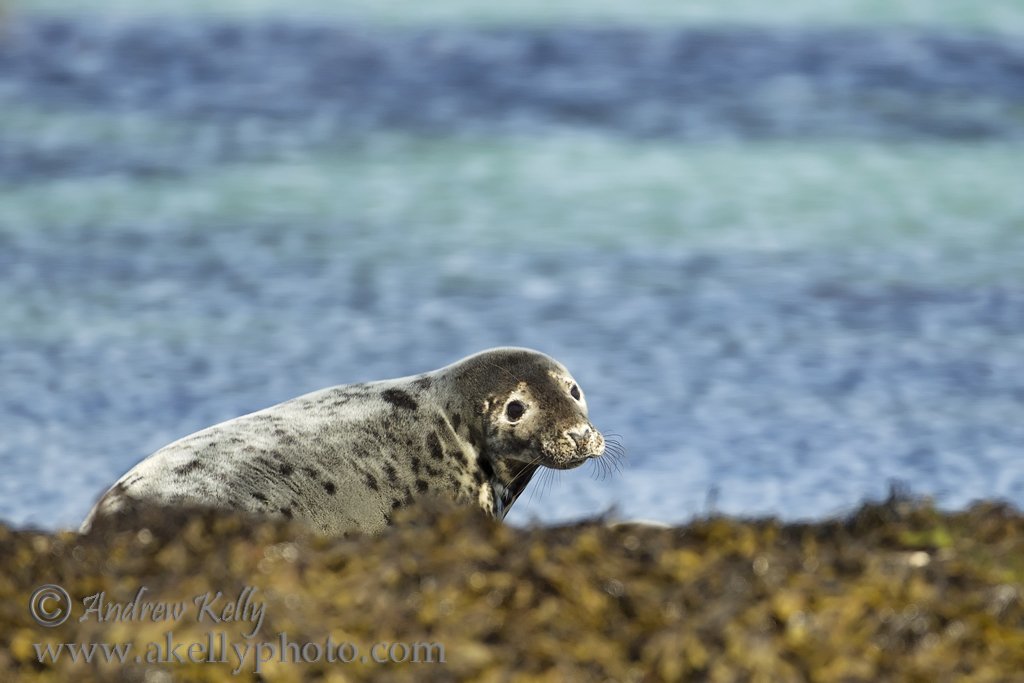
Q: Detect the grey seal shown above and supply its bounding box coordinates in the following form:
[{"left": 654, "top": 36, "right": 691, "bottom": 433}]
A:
[{"left": 81, "top": 347, "right": 606, "bottom": 535}]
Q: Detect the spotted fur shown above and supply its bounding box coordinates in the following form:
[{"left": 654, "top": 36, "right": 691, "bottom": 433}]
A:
[{"left": 81, "top": 347, "right": 605, "bottom": 536}]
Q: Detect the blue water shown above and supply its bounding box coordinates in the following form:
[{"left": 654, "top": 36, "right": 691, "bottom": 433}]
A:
[
  {"left": 2, "top": 17, "right": 1023, "bottom": 530},
  {"left": 3, "top": 239, "right": 1023, "bottom": 530}
]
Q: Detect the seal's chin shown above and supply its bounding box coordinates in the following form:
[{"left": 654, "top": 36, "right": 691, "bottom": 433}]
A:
[{"left": 543, "top": 453, "right": 597, "bottom": 470}]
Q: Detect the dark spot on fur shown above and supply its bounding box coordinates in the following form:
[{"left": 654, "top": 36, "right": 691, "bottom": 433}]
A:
[
  {"left": 303, "top": 466, "right": 318, "bottom": 479},
  {"left": 252, "top": 492, "right": 268, "bottom": 503},
  {"left": 229, "top": 437, "right": 244, "bottom": 444},
  {"left": 384, "top": 463, "right": 398, "bottom": 483},
  {"left": 383, "top": 513, "right": 392, "bottom": 525},
  {"left": 404, "top": 490, "right": 414, "bottom": 504},
  {"left": 425, "top": 465, "right": 442, "bottom": 477},
  {"left": 273, "top": 429, "right": 287, "bottom": 437},
  {"left": 280, "top": 507, "right": 293, "bottom": 519},
  {"left": 391, "top": 499, "right": 402, "bottom": 510},
  {"left": 427, "top": 432, "right": 444, "bottom": 461},
  {"left": 411, "top": 457, "right": 422, "bottom": 474},
  {"left": 323, "top": 481, "right": 336, "bottom": 494},
  {"left": 413, "top": 376, "right": 431, "bottom": 389},
  {"left": 271, "top": 450, "right": 284, "bottom": 460},
  {"left": 173, "top": 459, "right": 204, "bottom": 476},
  {"left": 280, "top": 463, "right": 294, "bottom": 476},
  {"left": 382, "top": 388, "right": 418, "bottom": 411},
  {"left": 452, "top": 413, "right": 461, "bottom": 431},
  {"left": 416, "top": 479, "right": 429, "bottom": 493},
  {"left": 479, "top": 457, "right": 496, "bottom": 480},
  {"left": 365, "top": 474, "right": 380, "bottom": 491}
]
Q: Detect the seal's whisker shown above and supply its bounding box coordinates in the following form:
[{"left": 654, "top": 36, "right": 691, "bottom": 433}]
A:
[
  {"left": 604, "top": 441, "right": 626, "bottom": 456},
  {"left": 603, "top": 435, "right": 626, "bottom": 449},
  {"left": 589, "top": 430, "right": 626, "bottom": 481},
  {"left": 528, "top": 466, "right": 558, "bottom": 504},
  {"left": 602, "top": 448, "right": 626, "bottom": 476},
  {"left": 610, "top": 456, "right": 624, "bottom": 476},
  {"left": 507, "top": 456, "right": 543, "bottom": 490},
  {"left": 603, "top": 447, "right": 625, "bottom": 464},
  {"left": 508, "top": 455, "right": 544, "bottom": 505},
  {"left": 603, "top": 436, "right": 628, "bottom": 462},
  {"left": 590, "top": 457, "right": 614, "bottom": 481},
  {"left": 500, "top": 456, "right": 543, "bottom": 511},
  {"left": 527, "top": 476, "right": 541, "bottom": 504}
]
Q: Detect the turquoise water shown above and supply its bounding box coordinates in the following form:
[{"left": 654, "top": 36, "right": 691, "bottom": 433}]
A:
[{"left": 17, "top": 0, "right": 1024, "bottom": 28}]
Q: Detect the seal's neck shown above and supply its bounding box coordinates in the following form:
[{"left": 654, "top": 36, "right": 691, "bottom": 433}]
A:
[{"left": 487, "top": 458, "right": 540, "bottom": 519}]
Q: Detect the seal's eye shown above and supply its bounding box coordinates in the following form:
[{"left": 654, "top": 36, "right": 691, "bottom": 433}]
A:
[
  {"left": 570, "top": 384, "right": 581, "bottom": 401},
  {"left": 505, "top": 400, "right": 525, "bottom": 422}
]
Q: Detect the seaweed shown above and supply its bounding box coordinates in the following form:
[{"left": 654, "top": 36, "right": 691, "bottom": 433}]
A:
[{"left": 2, "top": 494, "right": 1023, "bottom": 681}]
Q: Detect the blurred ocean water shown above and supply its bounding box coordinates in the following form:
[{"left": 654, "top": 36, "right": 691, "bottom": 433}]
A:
[
  {"left": 16, "top": 0, "right": 1024, "bottom": 29},
  {"left": 1, "top": 4, "right": 1022, "bottom": 529}
]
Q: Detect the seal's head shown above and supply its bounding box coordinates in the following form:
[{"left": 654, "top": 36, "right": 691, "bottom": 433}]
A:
[{"left": 451, "top": 347, "right": 605, "bottom": 470}]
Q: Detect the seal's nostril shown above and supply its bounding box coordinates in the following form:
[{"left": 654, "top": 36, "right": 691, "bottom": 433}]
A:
[{"left": 569, "top": 427, "right": 592, "bottom": 447}]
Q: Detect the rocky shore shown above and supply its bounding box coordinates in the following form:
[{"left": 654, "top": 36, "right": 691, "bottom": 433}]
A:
[{"left": 2, "top": 494, "right": 1022, "bottom": 681}]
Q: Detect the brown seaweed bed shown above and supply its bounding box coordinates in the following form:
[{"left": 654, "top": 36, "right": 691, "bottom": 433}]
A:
[{"left": 2, "top": 495, "right": 1024, "bottom": 682}]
